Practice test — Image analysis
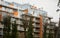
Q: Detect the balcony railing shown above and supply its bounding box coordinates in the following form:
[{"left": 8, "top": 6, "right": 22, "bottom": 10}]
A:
[
  {"left": 34, "top": 34, "right": 40, "bottom": 37},
  {"left": 34, "top": 30, "right": 40, "bottom": 32},
  {"left": 0, "top": 23, "right": 3, "bottom": 28},
  {"left": 0, "top": 31, "right": 3, "bottom": 35},
  {"left": 16, "top": 20, "right": 23, "bottom": 25},
  {"left": 0, "top": 8, "right": 14, "bottom": 14},
  {"left": 33, "top": 23, "right": 40, "bottom": 28},
  {"left": 46, "top": 30, "right": 49, "bottom": 33},
  {"left": 0, "top": 0, "right": 18, "bottom": 10},
  {"left": 33, "top": 29, "right": 40, "bottom": 32},
  {"left": 0, "top": 0, "right": 2, "bottom": 5},
  {"left": 18, "top": 27, "right": 24, "bottom": 31},
  {"left": 33, "top": 18, "right": 40, "bottom": 23}
]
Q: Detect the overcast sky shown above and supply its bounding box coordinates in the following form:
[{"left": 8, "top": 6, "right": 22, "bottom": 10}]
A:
[{"left": 4, "top": 0, "right": 59, "bottom": 22}]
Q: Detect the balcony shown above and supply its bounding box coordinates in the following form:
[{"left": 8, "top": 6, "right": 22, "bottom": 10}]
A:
[
  {"left": 51, "top": 31, "right": 54, "bottom": 33},
  {"left": 33, "top": 29, "right": 40, "bottom": 32},
  {"left": 16, "top": 20, "right": 23, "bottom": 25},
  {"left": 46, "top": 30, "right": 49, "bottom": 33},
  {"left": 0, "top": 31, "right": 3, "bottom": 35},
  {"left": 20, "top": 16, "right": 22, "bottom": 19},
  {"left": 11, "top": 17, "right": 23, "bottom": 25},
  {"left": 18, "top": 26, "right": 24, "bottom": 31},
  {"left": 11, "top": 18, "right": 15, "bottom": 23},
  {"left": 47, "top": 26, "right": 50, "bottom": 29},
  {"left": 0, "top": 1, "right": 17, "bottom": 9},
  {"left": 33, "top": 23, "right": 40, "bottom": 28},
  {"left": 33, "top": 18, "right": 40, "bottom": 23},
  {"left": 0, "top": 23, "right": 3, "bottom": 28},
  {"left": 49, "top": 26, "right": 54, "bottom": 29},
  {"left": 34, "top": 25, "right": 40, "bottom": 28},
  {"left": 0, "top": 28, "right": 3, "bottom": 35},
  {"left": 0, "top": 0, "right": 2, "bottom": 5},
  {"left": 50, "top": 27, "right": 54, "bottom": 29},
  {"left": 16, "top": 20, "right": 20, "bottom": 24},
  {"left": 0, "top": 7, "right": 14, "bottom": 14},
  {"left": 0, "top": 1, "right": 8, "bottom": 7},
  {"left": 34, "top": 34, "right": 40, "bottom": 38},
  {"left": 34, "top": 30, "right": 40, "bottom": 33},
  {"left": 5, "top": 8, "right": 13, "bottom": 13}
]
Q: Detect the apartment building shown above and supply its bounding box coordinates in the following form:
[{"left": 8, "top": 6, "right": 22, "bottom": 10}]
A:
[
  {"left": 56, "top": 17, "right": 60, "bottom": 38},
  {"left": 0, "top": 0, "right": 47, "bottom": 38},
  {"left": 0, "top": 0, "right": 18, "bottom": 38},
  {"left": 43, "top": 17, "right": 57, "bottom": 38},
  {"left": 49, "top": 22, "right": 56, "bottom": 38}
]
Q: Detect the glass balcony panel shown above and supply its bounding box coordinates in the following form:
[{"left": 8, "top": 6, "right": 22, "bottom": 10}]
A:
[
  {"left": 33, "top": 28, "right": 40, "bottom": 32},
  {"left": 2, "top": 7, "right": 6, "bottom": 11},
  {"left": 0, "top": 31, "right": 3, "bottom": 35},
  {"left": 9, "top": 9, "right": 13, "bottom": 13},
  {"left": 47, "top": 26, "right": 50, "bottom": 28},
  {"left": 16, "top": 20, "right": 20, "bottom": 24},
  {"left": 20, "top": 27, "right": 24, "bottom": 31},
  {"left": 33, "top": 18, "right": 40, "bottom": 23},
  {"left": 19, "top": 16, "right": 22, "bottom": 19},
  {"left": 0, "top": 0, "right": 2, "bottom": 5},
  {"left": 0, "top": 23, "right": 3, "bottom": 28},
  {"left": 46, "top": 30, "right": 49, "bottom": 33},
  {"left": 33, "top": 23, "right": 40, "bottom": 28},
  {"left": 34, "top": 34, "right": 40, "bottom": 37}
]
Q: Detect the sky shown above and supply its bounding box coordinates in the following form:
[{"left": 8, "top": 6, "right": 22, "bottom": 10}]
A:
[{"left": 4, "top": 0, "right": 59, "bottom": 22}]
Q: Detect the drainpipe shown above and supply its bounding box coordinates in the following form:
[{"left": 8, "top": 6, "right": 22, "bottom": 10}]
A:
[{"left": 40, "top": 15, "right": 43, "bottom": 38}]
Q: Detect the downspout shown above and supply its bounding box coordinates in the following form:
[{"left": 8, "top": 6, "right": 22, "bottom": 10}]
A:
[{"left": 40, "top": 15, "right": 43, "bottom": 38}]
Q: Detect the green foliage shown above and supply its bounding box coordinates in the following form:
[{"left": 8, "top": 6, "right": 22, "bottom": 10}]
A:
[
  {"left": 22, "top": 17, "right": 28, "bottom": 38},
  {"left": 43, "top": 25, "right": 47, "bottom": 38},
  {"left": 3, "top": 15, "right": 18, "bottom": 38},
  {"left": 27, "top": 17, "right": 33, "bottom": 38},
  {"left": 11, "top": 20, "right": 18, "bottom": 38},
  {"left": 3, "top": 15, "right": 11, "bottom": 38}
]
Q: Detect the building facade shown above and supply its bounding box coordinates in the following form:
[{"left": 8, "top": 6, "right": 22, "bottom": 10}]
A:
[
  {"left": 43, "top": 17, "right": 57, "bottom": 38},
  {"left": 0, "top": 0, "right": 47, "bottom": 38},
  {"left": 56, "top": 17, "right": 60, "bottom": 38}
]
